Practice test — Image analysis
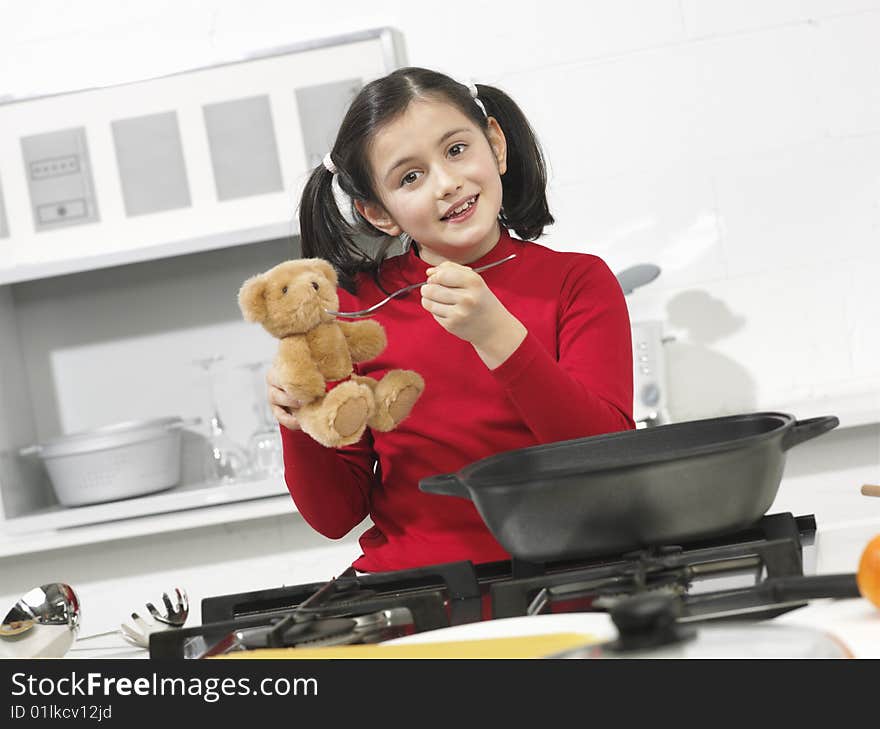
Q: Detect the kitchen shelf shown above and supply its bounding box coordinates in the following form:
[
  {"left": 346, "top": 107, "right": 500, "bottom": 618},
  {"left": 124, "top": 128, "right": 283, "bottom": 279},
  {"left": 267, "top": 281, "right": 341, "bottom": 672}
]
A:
[
  {"left": 2, "top": 474, "right": 289, "bottom": 536},
  {"left": 0, "top": 222, "right": 291, "bottom": 286},
  {"left": 0, "top": 483, "right": 295, "bottom": 560}
]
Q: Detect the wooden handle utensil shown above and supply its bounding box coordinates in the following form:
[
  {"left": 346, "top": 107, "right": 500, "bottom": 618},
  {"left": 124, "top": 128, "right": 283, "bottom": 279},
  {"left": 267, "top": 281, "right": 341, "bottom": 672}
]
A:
[{"left": 861, "top": 484, "right": 880, "bottom": 497}]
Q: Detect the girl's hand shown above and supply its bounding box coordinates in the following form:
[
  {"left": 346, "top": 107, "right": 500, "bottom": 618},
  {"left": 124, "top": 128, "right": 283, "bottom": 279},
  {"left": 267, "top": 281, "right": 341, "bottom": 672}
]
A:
[
  {"left": 421, "top": 261, "right": 527, "bottom": 369},
  {"left": 266, "top": 364, "right": 303, "bottom": 431}
]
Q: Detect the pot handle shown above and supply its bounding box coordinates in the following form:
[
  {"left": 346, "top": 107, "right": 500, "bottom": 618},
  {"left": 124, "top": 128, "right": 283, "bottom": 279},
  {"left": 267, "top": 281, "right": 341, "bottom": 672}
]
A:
[
  {"left": 419, "top": 473, "right": 471, "bottom": 500},
  {"left": 768, "top": 573, "right": 860, "bottom": 601},
  {"left": 781, "top": 415, "right": 839, "bottom": 451}
]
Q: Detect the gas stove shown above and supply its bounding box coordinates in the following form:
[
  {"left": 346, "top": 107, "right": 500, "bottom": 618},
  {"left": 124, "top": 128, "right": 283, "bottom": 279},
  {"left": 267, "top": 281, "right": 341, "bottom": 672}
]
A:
[{"left": 149, "top": 512, "right": 860, "bottom": 658}]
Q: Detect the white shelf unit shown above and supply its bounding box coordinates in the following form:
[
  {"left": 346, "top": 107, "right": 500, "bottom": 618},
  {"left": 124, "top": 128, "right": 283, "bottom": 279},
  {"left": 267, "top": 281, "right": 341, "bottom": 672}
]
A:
[
  {"left": 2, "top": 473, "right": 290, "bottom": 536},
  {"left": 0, "top": 29, "right": 404, "bottom": 548},
  {"left": 0, "top": 28, "right": 403, "bottom": 284},
  {"left": 0, "top": 490, "right": 295, "bottom": 560}
]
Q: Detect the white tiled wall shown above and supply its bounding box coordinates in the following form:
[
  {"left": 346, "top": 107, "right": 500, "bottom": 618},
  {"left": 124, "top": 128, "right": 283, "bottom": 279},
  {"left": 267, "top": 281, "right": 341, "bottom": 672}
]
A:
[
  {"left": 4, "top": 0, "right": 876, "bottom": 411},
  {"left": 1, "top": 1, "right": 879, "bottom": 624}
]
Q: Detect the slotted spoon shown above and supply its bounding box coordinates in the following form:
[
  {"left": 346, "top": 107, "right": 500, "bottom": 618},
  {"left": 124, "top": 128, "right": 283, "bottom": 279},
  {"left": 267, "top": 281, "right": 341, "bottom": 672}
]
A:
[
  {"left": 74, "top": 588, "right": 189, "bottom": 649},
  {"left": 326, "top": 253, "right": 517, "bottom": 318}
]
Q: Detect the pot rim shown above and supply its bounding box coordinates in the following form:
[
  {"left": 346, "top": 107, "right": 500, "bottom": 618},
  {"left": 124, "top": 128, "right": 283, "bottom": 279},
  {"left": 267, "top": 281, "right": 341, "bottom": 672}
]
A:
[
  {"left": 21, "top": 416, "right": 192, "bottom": 459},
  {"left": 459, "top": 411, "right": 797, "bottom": 489}
]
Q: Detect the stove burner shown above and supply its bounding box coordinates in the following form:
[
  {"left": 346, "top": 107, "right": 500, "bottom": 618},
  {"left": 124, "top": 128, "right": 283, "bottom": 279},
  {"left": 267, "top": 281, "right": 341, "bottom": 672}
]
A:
[
  {"left": 149, "top": 513, "right": 829, "bottom": 659},
  {"left": 275, "top": 617, "right": 359, "bottom": 648}
]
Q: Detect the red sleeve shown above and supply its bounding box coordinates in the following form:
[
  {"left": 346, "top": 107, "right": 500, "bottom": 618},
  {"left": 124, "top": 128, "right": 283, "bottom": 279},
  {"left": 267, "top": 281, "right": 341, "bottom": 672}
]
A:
[
  {"left": 280, "top": 425, "right": 376, "bottom": 539},
  {"left": 490, "top": 255, "right": 634, "bottom": 442}
]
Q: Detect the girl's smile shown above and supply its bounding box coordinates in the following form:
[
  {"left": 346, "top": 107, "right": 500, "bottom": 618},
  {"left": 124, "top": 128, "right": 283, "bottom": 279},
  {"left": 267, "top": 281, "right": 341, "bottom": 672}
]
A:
[
  {"left": 441, "top": 193, "right": 479, "bottom": 223},
  {"left": 356, "top": 99, "right": 508, "bottom": 266}
]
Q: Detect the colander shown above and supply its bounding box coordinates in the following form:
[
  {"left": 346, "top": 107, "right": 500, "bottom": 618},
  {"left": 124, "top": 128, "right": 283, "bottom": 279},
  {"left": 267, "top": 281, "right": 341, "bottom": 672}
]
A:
[{"left": 20, "top": 416, "right": 198, "bottom": 507}]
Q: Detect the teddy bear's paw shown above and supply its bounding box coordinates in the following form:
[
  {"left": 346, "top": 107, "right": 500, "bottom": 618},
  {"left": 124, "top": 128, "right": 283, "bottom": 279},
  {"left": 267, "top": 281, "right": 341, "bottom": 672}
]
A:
[
  {"left": 296, "top": 381, "right": 375, "bottom": 448},
  {"left": 387, "top": 385, "right": 421, "bottom": 422},
  {"left": 368, "top": 370, "right": 425, "bottom": 431},
  {"left": 325, "top": 380, "right": 375, "bottom": 442},
  {"left": 333, "top": 397, "right": 371, "bottom": 438}
]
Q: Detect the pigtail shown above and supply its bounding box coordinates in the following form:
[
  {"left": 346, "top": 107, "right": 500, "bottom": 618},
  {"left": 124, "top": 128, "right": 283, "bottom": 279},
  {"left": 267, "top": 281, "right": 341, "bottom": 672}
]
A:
[
  {"left": 298, "top": 163, "right": 373, "bottom": 293},
  {"left": 476, "top": 84, "right": 555, "bottom": 240}
]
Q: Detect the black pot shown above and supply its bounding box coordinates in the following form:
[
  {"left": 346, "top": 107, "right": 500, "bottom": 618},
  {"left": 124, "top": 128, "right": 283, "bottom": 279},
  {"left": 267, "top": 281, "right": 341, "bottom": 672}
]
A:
[{"left": 419, "top": 412, "right": 838, "bottom": 562}]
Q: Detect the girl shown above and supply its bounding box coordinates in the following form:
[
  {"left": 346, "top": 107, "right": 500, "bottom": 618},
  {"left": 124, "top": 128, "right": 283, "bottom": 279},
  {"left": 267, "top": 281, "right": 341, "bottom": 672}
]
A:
[{"left": 267, "top": 67, "right": 634, "bottom": 572}]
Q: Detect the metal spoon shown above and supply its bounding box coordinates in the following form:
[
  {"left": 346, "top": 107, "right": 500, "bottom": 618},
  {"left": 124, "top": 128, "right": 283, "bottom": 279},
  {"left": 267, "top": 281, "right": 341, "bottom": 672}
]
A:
[
  {"left": 327, "top": 253, "right": 518, "bottom": 319},
  {"left": 0, "top": 583, "right": 81, "bottom": 658}
]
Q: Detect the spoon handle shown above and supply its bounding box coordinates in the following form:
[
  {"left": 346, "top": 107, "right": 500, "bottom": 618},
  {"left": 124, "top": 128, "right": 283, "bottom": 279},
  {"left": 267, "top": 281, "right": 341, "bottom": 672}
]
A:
[
  {"left": 329, "top": 253, "right": 517, "bottom": 318},
  {"left": 76, "top": 628, "right": 122, "bottom": 641}
]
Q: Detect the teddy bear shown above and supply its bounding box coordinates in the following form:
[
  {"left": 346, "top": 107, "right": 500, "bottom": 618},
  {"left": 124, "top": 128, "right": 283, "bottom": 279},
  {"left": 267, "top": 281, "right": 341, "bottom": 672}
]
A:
[{"left": 238, "top": 258, "right": 424, "bottom": 448}]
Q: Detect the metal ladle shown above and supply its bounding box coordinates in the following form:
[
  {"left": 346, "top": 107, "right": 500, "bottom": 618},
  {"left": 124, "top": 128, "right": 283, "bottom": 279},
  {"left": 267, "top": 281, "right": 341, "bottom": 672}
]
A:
[{"left": 0, "top": 583, "right": 81, "bottom": 658}]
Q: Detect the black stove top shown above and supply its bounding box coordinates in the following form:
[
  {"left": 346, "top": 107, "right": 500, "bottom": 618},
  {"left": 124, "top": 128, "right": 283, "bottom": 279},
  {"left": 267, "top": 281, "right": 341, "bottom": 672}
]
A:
[{"left": 150, "top": 512, "right": 851, "bottom": 658}]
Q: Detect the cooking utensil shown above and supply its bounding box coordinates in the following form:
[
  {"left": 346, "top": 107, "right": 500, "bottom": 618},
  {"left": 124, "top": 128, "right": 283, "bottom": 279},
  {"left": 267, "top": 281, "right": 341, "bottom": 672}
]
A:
[
  {"left": 420, "top": 411, "right": 839, "bottom": 563},
  {"left": 145, "top": 587, "right": 189, "bottom": 626},
  {"left": 861, "top": 484, "right": 880, "bottom": 497},
  {"left": 19, "top": 416, "right": 199, "bottom": 506},
  {"left": 75, "top": 588, "right": 189, "bottom": 648},
  {"left": 326, "top": 253, "right": 517, "bottom": 318},
  {"left": 0, "top": 583, "right": 80, "bottom": 658}
]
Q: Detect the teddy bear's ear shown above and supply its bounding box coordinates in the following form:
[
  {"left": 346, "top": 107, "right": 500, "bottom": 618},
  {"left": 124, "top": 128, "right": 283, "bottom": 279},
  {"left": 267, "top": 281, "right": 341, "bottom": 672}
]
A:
[
  {"left": 238, "top": 274, "right": 268, "bottom": 323},
  {"left": 311, "top": 259, "right": 338, "bottom": 287}
]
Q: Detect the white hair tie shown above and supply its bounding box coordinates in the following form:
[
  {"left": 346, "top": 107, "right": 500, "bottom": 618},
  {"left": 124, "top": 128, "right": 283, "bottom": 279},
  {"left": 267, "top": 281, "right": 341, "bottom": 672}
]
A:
[
  {"left": 464, "top": 79, "right": 487, "bottom": 118},
  {"left": 322, "top": 152, "right": 337, "bottom": 174}
]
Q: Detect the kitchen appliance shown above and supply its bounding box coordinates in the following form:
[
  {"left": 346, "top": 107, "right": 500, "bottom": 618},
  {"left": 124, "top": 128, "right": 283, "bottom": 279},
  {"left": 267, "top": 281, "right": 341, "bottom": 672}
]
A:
[
  {"left": 419, "top": 412, "right": 838, "bottom": 562},
  {"left": 19, "top": 416, "right": 195, "bottom": 506},
  {"left": 148, "top": 512, "right": 861, "bottom": 658},
  {"left": 614, "top": 263, "right": 667, "bottom": 427},
  {"left": 631, "top": 319, "right": 669, "bottom": 427}
]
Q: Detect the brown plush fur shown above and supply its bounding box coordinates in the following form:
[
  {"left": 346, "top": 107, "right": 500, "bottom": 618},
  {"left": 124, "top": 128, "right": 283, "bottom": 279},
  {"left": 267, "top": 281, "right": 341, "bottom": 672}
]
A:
[{"left": 238, "top": 258, "right": 425, "bottom": 447}]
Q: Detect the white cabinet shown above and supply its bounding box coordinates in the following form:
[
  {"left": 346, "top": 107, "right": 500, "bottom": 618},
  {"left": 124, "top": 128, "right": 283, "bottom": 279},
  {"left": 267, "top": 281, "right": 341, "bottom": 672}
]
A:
[
  {"left": 0, "top": 29, "right": 404, "bottom": 542},
  {"left": 0, "top": 28, "right": 403, "bottom": 284}
]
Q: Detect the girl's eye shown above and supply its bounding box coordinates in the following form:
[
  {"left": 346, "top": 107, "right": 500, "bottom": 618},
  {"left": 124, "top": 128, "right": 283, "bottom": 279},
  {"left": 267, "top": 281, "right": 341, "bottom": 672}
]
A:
[
  {"left": 400, "top": 171, "right": 420, "bottom": 186},
  {"left": 448, "top": 143, "right": 466, "bottom": 157}
]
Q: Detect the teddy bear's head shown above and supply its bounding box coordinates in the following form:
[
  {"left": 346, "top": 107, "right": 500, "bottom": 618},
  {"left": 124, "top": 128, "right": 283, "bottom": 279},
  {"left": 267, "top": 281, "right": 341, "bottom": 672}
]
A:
[{"left": 238, "top": 258, "right": 340, "bottom": 337}]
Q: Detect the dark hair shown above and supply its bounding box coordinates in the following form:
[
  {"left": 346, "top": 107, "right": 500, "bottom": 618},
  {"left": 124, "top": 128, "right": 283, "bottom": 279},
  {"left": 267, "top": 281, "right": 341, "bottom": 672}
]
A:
[{"left": 298, "top": 67, "right": 554, "bottom": 293}]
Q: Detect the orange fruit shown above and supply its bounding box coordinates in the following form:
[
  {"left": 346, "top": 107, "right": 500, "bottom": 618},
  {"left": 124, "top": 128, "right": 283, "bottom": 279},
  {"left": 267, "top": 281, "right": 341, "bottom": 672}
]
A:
[{"left": 857, "top": 534, "right": 880, "bottom": 608}]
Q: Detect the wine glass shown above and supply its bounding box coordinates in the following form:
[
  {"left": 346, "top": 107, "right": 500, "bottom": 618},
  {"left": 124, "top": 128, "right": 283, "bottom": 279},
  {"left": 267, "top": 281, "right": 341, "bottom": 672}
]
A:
[
  {"left": 241, "top": 361, "right": 284, "bottom": 479},
  {"left": 192, "top": 355, "right": 251, "bottom": 483}
]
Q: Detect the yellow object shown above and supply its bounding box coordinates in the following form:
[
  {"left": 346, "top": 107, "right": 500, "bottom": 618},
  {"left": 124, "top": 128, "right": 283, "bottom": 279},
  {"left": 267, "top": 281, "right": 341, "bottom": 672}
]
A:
[{"left": 214, "top": 632, "right": 598, "bottom": 659}]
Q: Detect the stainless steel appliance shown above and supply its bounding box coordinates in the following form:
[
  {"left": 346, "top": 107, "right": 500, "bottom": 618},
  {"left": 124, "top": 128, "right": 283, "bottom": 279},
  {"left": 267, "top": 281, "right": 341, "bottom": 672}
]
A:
[{"left": 614, "top": 263, "right": 669, "bottom": 427}]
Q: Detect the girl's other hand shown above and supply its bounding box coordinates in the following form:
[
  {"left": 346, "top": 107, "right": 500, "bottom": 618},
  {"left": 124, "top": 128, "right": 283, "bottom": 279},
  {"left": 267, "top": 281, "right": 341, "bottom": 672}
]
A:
[
  {"left": 421, "top": 261, "right": 527, "bottom": 368},
  {"left": 266, "top": 364, "right": 303, "bottom": 431}
]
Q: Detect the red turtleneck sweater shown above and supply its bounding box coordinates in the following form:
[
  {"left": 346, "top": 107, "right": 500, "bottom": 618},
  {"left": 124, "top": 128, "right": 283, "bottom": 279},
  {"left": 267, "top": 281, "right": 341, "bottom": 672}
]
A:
[{"left": 280, "top": 229, "right": 634, "bottom": 572}]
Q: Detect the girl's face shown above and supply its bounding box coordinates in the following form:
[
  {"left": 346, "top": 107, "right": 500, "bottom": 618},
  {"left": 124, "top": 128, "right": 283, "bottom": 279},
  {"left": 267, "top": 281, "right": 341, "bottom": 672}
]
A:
[{"left": 355, "top": 98, "right": 507, "bottom": 266}]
